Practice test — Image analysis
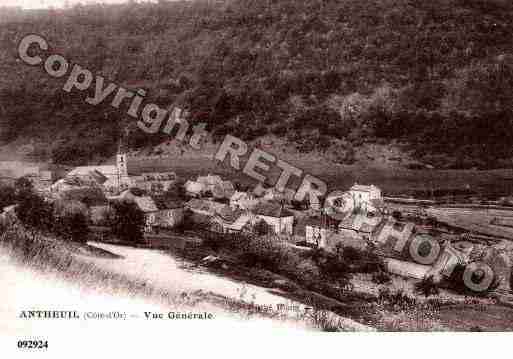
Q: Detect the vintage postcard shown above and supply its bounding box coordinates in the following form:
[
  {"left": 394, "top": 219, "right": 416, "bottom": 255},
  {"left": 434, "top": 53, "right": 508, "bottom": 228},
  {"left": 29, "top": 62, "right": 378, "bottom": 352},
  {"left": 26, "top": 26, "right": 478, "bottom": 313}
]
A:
[{"left": 0, "top": 0, "right": 512, "bottom": 356}]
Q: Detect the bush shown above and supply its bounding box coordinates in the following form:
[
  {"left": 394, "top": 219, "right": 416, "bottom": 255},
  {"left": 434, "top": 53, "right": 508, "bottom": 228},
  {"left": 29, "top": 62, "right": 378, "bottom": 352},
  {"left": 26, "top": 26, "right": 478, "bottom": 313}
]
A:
[
  {"left": 378, "top": 288, "right": 417, "bottom": 311},
  {"left": 14, "top": 177, "right": 34, "bottom": 198},
  {"left": 339, "top": 246, "right": 386, "bottom": 274},
  {"left": 308, "top": 248, "right": 352, "bottom": 286},
  {"left": 53, "top": 211, "right": 90, "bottom": 243},
  {"left": 0, "top": 185, "right": 16, "bottom": 209},
  {"left": 15, "top": 191, "right": 55, "bottom": 235},
  {"left": 237, "top": 235, "right": 289, "bottom": 271},
  {"left": 52, "top": 200, "right": 90, "bottom": 242},
  {"left": 415, "top": 275, "right": 440, "bottom": 298},
  {"left": 254, "top": 219, "right": 273, "bottom": 236}
]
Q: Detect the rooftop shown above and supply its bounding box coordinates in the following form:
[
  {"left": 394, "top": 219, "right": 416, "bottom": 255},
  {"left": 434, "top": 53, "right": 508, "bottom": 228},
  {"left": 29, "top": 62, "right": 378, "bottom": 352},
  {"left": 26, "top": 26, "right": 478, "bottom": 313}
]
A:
[
  {"left": 253, "top": 201, "right": 294, "bottom": 218},
  {"left": 350, "top": 183, "right": 381, "bottom": 192}
]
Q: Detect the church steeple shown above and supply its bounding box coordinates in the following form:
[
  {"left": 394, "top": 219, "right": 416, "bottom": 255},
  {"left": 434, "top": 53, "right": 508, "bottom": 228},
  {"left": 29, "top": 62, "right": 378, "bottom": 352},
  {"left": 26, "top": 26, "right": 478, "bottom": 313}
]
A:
[{"left": 116, "top": 122, "right": 130, "bottom": 189}]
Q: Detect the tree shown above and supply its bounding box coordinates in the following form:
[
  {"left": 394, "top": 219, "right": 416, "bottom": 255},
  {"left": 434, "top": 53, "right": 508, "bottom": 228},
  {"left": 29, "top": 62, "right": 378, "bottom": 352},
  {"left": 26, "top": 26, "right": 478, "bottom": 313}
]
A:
[
  {"left": 254, "top": 219, "right": 273, "bottom": 236},
  {"left": 14, "top": 176, "right": 34, "bottom": 198},
  {"left": 15, "top": 192, "right": 54, "bottom": 235},
  {"left": 54, "top": 211, "right": 90, "bottom": 243},
  {"left": 53, "top": 200, "right": 90, "bottom": 242},
  {"left": 0, "top": 185, "right": 16, "bottom": 209},
  {"left": 110, "top": 200, "right": 145, "bottom": 243},
  {"left": 164, "top": 179, "right": 186, "bottom": 200},
  {"left": 415, "top": 275, "right": 440, "bottom": 297}
]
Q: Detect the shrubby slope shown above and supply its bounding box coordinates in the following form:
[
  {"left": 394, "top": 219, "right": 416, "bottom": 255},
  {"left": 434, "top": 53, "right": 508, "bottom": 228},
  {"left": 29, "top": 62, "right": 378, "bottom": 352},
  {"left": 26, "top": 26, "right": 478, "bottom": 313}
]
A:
[{"left": 0, "top": 0, "right": 512, "bottom": 168}]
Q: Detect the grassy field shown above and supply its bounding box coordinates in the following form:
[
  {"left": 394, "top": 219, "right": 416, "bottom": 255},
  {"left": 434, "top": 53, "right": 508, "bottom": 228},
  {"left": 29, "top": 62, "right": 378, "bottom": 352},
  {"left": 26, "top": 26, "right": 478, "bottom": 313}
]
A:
[{"left": 131, "top": 153, "right": 513, "bottom": 198}]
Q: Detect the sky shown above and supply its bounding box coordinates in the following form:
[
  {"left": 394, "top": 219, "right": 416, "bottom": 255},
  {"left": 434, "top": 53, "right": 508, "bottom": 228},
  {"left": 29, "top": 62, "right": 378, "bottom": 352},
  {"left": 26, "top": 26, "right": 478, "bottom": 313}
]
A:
[{"left": 0, "top": 0, "right": 151, "bottom": 10}]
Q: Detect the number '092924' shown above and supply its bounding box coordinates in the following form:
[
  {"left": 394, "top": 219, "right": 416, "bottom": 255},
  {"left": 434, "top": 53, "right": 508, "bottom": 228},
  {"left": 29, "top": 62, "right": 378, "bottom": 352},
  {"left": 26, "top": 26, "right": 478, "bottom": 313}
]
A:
[{"left": 17, "top": 340, "right": 48, "bottom": 349}]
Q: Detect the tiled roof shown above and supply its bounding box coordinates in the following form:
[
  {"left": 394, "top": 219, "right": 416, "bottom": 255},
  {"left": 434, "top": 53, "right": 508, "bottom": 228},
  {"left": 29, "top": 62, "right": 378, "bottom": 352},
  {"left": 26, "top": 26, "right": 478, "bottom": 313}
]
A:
[
  {"left": 186, "top": 199, "right": 225, "bottom": 214},
  {"left": 197, "top": 174, "right": 222, "bottom": 186},
  {"left": 68, "top": 165, "right": 118, "bottom": 177},
  {"left": 253, "top": 201, "right": 294, "bottom": 218},
  {"left": 212, "top": 181, "right": 236, "bottom": 199},
  {"left": 216, "top": 206, "right": 244, "bottom": 223},
  {"left": 226, "top": 214, "right": 252, "bottom": 231},
  {"left": 263, "top": 187, "right": 296, "bottom": 201},
  {"left": 133, "top": 196, "right": 158, "bottom": 213},
  {"left": 185, "top": 180, "right": 205, "bottom": 194},
  {"left": 152, "top": 196, "right": 184, "bottom": 210}
]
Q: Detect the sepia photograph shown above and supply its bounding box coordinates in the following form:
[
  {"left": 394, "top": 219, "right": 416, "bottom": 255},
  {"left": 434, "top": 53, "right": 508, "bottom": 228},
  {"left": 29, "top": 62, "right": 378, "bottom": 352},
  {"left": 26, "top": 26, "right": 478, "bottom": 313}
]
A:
[{"left": 0, "top": 0, "right": 512, "bottom": 356}]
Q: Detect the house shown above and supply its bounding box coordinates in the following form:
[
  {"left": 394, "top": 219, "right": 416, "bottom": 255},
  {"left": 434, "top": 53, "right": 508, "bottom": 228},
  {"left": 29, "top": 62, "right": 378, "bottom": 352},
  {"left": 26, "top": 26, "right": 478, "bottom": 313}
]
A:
[
  {"left": 252, "top": 201, "right": 295, "bottom": 235},
  {"left": 348, "top": 183, "right": 382, "bottom": 212},
  {"left": 300, "top": 215, "right": 370, "bottom": 251},
  {"left": 197, "top": 174, "right": 223, "bottom": 190},
  {"left": 51, "top": 172, "right": 105, "bottom": 193},
  {"left": 152, "top": 196, "right": 185, "bottom": 229},
  {"left": 186, "top": 199, "right": 252, "bottom": 233},
  {"left": 114, "top": 188, "right": 184, "bottom": 232},
  {"left": 132, "top": 172, "right": 178, "bottom": 195},
  {"left": 230, "top": 191, "right": 259, "bottom": 211},
  {"left": 132, "top": 196, "right": 159, "bottom": 233},
  {"left": 212, "top": 180, "right": 236, "bottom": 200},
  {"left": 184, "top": 180, "right": 205, "bottom": 197},
  {"left": 186, "top": 198, "right": 226, "bottom": 216},
  {"left": 183, "top": 175, "right": 234, "bottom": 199},
  {"left": 67, "top": 165, "right": 120, "bottom": 191},
  {"left": 0, "top": 161, "right": 62, "bottom": 192},
  {"left": 211, "top": 206, "right": 252, "bottom": 233},
  {"left": 262, "top": 187, "right": 296, "bottom": 204},
  {"left": 305, "top": 217, "right": 329, "bottom": 247},
  {"left": 338, "top": 212, "right": 382, "bottom": 242}
]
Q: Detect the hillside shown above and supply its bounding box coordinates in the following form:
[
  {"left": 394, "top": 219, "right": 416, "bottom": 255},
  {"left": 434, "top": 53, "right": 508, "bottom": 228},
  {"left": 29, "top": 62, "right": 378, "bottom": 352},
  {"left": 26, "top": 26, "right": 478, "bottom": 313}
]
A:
[{"left": 0, "top": 0, "right": 512, "bottom": 169}]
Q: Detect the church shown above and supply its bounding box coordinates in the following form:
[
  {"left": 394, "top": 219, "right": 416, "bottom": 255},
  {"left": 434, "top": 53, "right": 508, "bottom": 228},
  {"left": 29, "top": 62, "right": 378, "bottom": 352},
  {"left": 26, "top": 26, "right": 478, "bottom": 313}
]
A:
[{"left": 67, "top": 131, "right": 179, "bottom": 195}]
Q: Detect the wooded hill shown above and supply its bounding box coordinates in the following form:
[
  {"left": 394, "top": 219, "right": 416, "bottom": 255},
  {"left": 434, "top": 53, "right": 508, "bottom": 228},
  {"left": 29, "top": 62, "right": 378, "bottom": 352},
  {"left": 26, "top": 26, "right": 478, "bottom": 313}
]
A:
[{"left": 0, "top": 0, "right": 512, "bottom": 168}]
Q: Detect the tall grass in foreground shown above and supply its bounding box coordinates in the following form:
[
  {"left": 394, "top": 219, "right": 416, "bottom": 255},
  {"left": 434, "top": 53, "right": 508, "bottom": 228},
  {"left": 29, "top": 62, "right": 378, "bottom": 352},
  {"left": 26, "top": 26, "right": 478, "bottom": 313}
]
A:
[{"left": 0, "top": 223, "right": 196, "bottom": 309}]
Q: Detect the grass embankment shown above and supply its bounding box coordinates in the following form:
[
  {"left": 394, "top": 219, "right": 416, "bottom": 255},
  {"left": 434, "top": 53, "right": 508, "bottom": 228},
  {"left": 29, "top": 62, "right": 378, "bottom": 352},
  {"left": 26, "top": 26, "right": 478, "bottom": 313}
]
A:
[
  {"left": 0, "top": 225, "right": 188, "bottom": 306},
  {"left": 0, "top": 224, "right": 369, "bottom": 331}
]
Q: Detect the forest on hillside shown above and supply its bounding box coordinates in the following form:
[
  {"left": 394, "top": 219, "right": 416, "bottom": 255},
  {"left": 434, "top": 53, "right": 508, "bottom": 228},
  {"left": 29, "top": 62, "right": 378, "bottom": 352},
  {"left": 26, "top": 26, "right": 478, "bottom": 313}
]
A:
[{"left": 0, "top": 0, "right": 512, "bottom": 168}]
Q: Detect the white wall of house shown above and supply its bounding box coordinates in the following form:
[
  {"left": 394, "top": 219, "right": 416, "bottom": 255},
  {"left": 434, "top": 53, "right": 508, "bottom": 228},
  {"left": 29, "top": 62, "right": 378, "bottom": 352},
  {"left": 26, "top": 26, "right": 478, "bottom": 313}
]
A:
[
  {"left": 144, "top": 212, "right": 157, "bottom": 233},
  {"left": 350, "top": 190, "right": 372, "bottom": 204},
  {"left": 144, "top": 208, "right": 185, "bottom": 233},
  {"left": 349, "top": 185, "right": 381, "bottom": 208},
  {"left": 305, "top": 225, "right": 328, "bottom": 246},
  {"left": 155, "top": 208, "right": 184, "bottom": 228}
]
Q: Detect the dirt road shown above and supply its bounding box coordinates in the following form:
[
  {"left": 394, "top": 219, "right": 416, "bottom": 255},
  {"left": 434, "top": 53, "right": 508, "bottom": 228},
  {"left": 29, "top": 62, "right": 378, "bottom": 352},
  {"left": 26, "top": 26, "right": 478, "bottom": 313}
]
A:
[{"left": 80, "top": 242, "right": 373, "bottom": 331}]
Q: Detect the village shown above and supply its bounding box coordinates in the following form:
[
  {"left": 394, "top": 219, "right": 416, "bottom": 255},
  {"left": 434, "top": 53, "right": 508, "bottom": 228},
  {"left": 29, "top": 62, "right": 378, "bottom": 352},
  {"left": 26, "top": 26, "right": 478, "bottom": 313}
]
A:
[{"left": 2, "top": 138, "right": 513, "bottom": 306}]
